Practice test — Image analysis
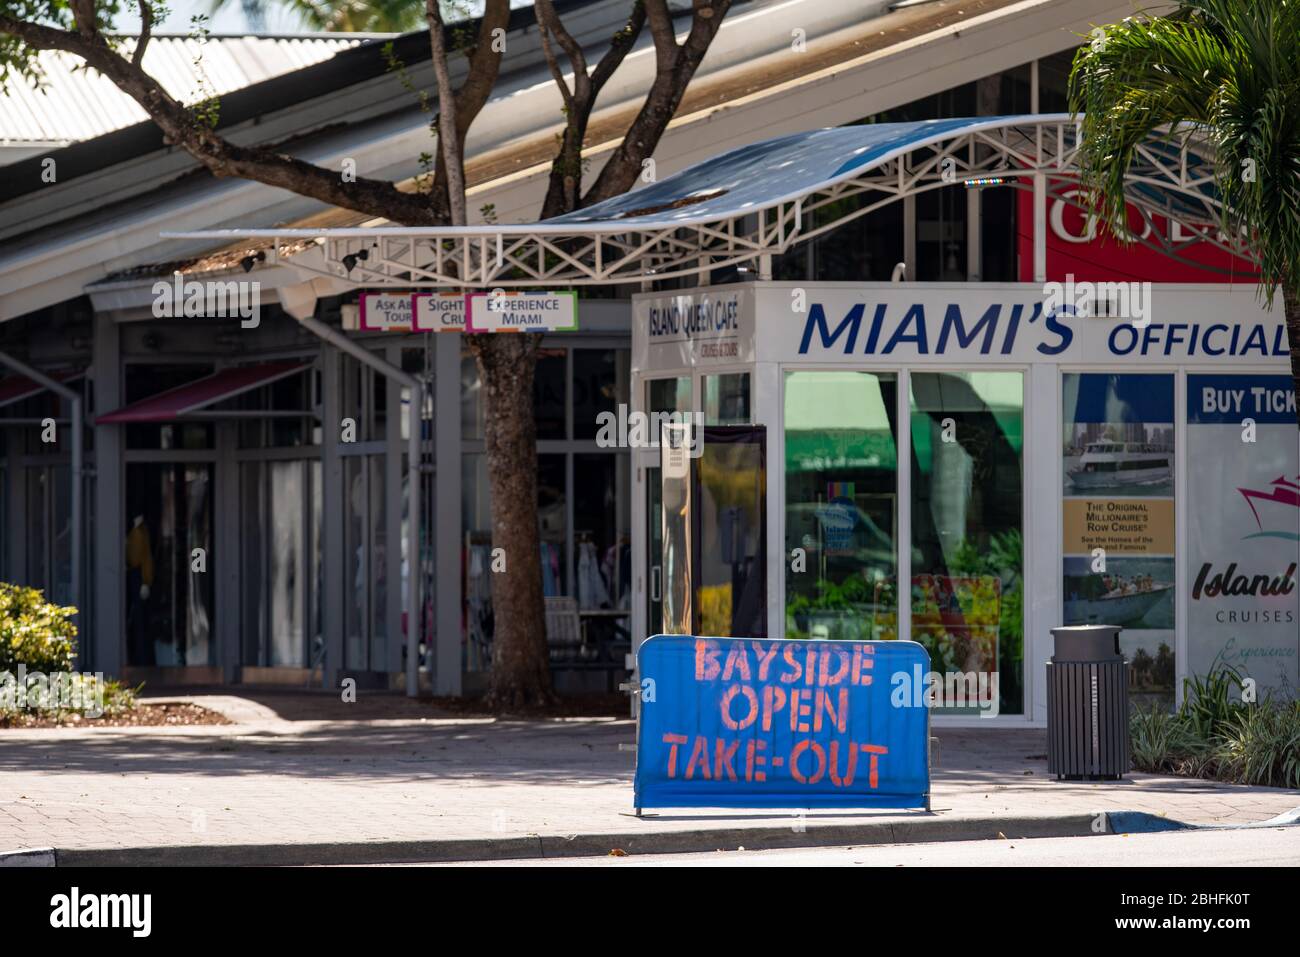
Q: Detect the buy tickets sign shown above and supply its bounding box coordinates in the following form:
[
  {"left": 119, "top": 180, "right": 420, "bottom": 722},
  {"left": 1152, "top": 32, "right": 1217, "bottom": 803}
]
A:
[
  {"left": 357, "top": 290, "right": 578, "bottom": 333},
  {"left": 634, "top": 635, "right": 930, "bottom": 810}
]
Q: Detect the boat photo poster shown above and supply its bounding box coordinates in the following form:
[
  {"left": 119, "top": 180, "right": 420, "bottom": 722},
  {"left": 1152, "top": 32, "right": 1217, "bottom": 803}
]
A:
[
  {"left": 1062, "top": 373, "right": 1176, "bottom": 705},
  {"left": 1186, "top": 374, "right": 1299, "bottom": 698}
]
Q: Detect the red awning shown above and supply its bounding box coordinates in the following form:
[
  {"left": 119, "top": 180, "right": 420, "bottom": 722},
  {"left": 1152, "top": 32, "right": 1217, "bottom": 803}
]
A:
[
  {"left": 0, "top": 369, "right": 85, "bottom": 409},
  {"left": 96, "top": 361, "right": 310, "bottom": 424}
]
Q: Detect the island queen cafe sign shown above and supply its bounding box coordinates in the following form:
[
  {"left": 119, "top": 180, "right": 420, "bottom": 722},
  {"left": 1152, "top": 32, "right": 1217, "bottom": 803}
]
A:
[{"left": 352, "top": 290, "right": 578, "bottom": 333}]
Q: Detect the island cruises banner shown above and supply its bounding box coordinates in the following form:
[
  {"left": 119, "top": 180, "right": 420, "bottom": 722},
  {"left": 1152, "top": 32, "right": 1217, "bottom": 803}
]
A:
[
  {"left": 634, "top": 635, "right": 930, "bottom": 810},
  {"left": 1061, "top": 374, "right": 1177, "bottom": 701},
  {"left": 1187, "top": 376, "right": 1299, "bottom": 698}
]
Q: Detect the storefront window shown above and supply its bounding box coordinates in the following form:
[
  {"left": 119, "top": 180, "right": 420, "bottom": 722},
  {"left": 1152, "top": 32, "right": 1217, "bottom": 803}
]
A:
[
  {"left": 647, "top": 377, "right": 690, "bottom": 416},
  {"left": 461, "top": 347, "right": 569, "bottom": 439},
  {"left": 124, "top": 364, "right": 214, "bottom": 450},
  {"left": 1062, "top": 373, "right": 1175, "bottom": 710},
  {"left": 911, "top": 371, "right": 1023, "bottom": 714},
  {"left": 696, "top": 427, "right": 766, "bottom": 637},
  {"left": 574, "top": 454, "right": 628, "bottom": 609},
  {"left": 573, "top": 349, "right": 628, "bottom": 440},
  {"left": 240, "top": 460, "right": 313, "bottom": 668},
  {"left": 125, "top": 463, "right": 214, "bottom": 667},
  {"left": 538, "top": 454, "right": 566, "bottom": 595},
  {"left": 461, "top": 354, "right": 484, "bottom": 439},
  {"left": 784, "top": 371, "right": 898, "bottom": 641},
  {"left": 535, "top": 349, "right": 567, "bottom": 439},
  {"left": 343, "top": 454, "right": 385, "bottom": 670},
  {"left": 704, "top": 373, "right": 750, "bottom": 425}
]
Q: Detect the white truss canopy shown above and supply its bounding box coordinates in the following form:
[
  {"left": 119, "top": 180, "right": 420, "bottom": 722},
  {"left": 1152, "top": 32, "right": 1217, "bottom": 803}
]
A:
[{"left": 163, "top": 114, "right": 1248, "bottom": 288}]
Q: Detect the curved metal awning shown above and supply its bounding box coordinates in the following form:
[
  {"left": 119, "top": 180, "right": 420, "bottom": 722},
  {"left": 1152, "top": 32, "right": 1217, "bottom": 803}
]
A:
[{"left": 163, "top": 113, "right": 1244, "bottom": 289}]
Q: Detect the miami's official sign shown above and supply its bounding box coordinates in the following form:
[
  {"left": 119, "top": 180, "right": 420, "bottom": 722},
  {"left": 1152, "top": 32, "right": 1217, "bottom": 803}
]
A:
[{"left": 635, "top": 635, "right": 930, "bottom": 810}]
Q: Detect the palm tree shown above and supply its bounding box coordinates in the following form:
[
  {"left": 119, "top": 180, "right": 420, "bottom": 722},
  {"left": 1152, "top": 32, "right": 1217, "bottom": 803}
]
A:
[{"left": 1070, "top": 0, "right": 1300, "bottom": 418}]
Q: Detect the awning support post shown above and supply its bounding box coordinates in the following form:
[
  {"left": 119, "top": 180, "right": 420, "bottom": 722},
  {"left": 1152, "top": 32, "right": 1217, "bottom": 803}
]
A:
[
  {"left": 292, "top": 315, "right": 424, "bottom": 699},
  {"left": 0, "top": 352, "right": 84, "bottom": 659}
]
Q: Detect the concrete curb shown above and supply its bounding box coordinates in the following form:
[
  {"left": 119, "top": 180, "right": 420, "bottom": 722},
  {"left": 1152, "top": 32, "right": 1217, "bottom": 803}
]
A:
[
  {"left": 45, "top": 813, "right": 1102, "bottom": 866},
  {"left": 0, "top": 847, "right": 56, "bottom": 867},
  {"left": 26, "top": 805, "right": 1299, "bottom": 866},
  {"left": 1107, "top": 804, "right": 1300, "bottom": 835}
]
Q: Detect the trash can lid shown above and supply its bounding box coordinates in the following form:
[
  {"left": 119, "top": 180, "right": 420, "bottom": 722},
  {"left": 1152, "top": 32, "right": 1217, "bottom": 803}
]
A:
[{"left": 1050, "top": 624, "right": 1122, "bottom": 661}]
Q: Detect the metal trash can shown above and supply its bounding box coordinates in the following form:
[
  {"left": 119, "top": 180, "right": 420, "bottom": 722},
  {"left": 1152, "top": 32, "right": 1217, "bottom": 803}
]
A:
[{"left": 1047, "top": 625, "right": 1129, "bottom": 780}]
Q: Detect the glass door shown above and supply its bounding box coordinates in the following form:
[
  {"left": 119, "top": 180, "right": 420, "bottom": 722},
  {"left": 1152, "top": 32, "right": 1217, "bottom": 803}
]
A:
[
  {"left": 909, "top": 371, "right": 1024, "bottom": 715},
  {"left": 645, "top": 465, "right": 663, "bottom": 636},
  {"left": 125, "top": 462, "right": 215, "bottom": 667},
  {"left": 692, "top": 426, "right": 767, "bottom": 638}
]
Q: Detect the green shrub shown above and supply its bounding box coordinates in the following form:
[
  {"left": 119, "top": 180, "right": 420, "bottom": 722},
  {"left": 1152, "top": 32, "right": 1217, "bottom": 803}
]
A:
[
  {"left": 1130, "top": 665, "right": 1300, "bottom": 788},
  {"left": 0, "top": 582, "right": 78, "bottom": 673},
  {"left": 0, "top": 582, "right": 138, "bottom": 721},
  {"left": 1208, "top": 702, "right": 1300, "bottom": 790}
]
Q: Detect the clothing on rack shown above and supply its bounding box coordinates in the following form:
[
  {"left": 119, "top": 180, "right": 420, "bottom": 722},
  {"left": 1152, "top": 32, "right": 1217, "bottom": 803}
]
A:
[
  {"left": 540, "top": 541, "right": 562, "bottom": 597},
  {"left": 577, "top": 540, "right": 610, "bottom": 609}
]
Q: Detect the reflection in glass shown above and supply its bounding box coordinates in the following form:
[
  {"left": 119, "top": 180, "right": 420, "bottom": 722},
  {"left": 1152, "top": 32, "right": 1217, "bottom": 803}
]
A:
[
  {"left": 784, "top": 372, "right": 898, "bottom": 641},
  {"left": 647, "top": 377, "right": 690, "bottom": 417},
  {"left": 344, "top": 456, "right": 386, "bottom": 669},
  {"left": 269, "top": 461, "right": 304, "bottom": 667},
  {"left": 703, "top": 373, "right": 750, "bottom": 425},
  {"left": 125, "top": 463, "right": 214, "bottom": 667},
  {"left": 537, "top": 454, "right": 566, "bottom": 595},
  {"left": 695, "top": 428, "right": 766, "bottom": 637},
  {"left": 910, "top": 372, "right": 1023, "bottom": 714},
  {"left": 573, "top": 349, "right": 628, "bottom": 440}
]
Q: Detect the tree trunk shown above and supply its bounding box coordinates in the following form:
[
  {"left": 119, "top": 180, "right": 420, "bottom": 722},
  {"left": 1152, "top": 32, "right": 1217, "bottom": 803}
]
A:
[
  {"left": 472, "top": 333, "right": 557, "bottom": 709},
  {"left": 1285, "top": 281, "right": 1300, "bottom": 427}
]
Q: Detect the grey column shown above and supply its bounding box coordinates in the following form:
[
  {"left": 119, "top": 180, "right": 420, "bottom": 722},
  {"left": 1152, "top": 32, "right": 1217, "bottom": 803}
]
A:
[
  {"left": 7, "top": 459, "right": 27, "bottom": 591},
  {"left": 434, "top": 331, "right": 462, "bottom": 695},
  {"left": 92, "top": 312, "right": 124, "bottom": 677},
  {"left": 215, "top": 421, "right": 240, "bottom": 682},
  {"left": 384, "top": 342, "right": 403, "bottom": 676},
  {"left": 320, "top": 344, "right": 345, "bottom": 690}
]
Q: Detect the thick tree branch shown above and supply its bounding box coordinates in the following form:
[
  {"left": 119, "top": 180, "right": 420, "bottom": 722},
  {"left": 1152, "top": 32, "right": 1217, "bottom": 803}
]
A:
[
  {"left": 427, "top": 0, "right": 510, "bottom": 222},
  {"left": 133, "top": 0, "right": 153, "bottom": 68},
  {"left": 425, "top": 1, "right": 465, "bottom": 225},
  {"left": 583, "top": 0, "right": 731, "bottom": 206},
  {"left": 69, "top": 0, "right": 97, "bottom": 36},
  {"left": 537, "top": 0, "right": 647, "bottom": 218},
  {"left": 0, "top": 12, "right": 438, "bottom": 225},
  {"left": 590, "top": 2, "right": 647, "bottom": 93}
]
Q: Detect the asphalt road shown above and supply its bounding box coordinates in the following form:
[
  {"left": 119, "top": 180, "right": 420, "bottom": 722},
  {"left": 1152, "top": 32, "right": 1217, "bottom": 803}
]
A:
[{"left": 432, "top": 826, "right": 1300, "bottom": 867}]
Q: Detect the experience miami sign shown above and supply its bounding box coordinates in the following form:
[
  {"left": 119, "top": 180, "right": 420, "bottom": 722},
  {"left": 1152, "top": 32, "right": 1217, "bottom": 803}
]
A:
[{"left": 356, "top": 290, "right": 578, "bottom": 333}]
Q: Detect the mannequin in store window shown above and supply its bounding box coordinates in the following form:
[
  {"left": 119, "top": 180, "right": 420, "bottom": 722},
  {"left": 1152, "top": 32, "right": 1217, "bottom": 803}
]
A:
[{"left": 126, "top": 513, "right": 155, "bottom": 665}]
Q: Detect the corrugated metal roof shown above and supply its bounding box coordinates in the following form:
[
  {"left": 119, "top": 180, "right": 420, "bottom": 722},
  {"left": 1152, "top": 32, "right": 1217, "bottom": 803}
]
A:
[{"left": 0, "top": 34, "right": 382, "bottom": 146}]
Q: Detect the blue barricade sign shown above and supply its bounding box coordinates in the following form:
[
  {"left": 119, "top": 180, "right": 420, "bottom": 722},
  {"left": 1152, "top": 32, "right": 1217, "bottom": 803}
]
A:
[{"left": 634, "top": 635, "right": 930, "bottom": 810}]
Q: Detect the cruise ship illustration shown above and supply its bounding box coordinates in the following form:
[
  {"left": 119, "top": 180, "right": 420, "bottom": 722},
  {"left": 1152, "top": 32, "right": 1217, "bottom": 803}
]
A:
[
  {"left": 1067, "top": 441, "right": 1172, "bottom": 490},
  {"left": 1238, "top": 474, "right": 1300, "bottom": 540}
]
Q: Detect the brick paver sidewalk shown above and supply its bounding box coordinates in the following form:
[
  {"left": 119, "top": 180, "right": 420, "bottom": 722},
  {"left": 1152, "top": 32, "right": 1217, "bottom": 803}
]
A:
[{"left": 0, "top": 693, "right": 1296, "bottom": 859}]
